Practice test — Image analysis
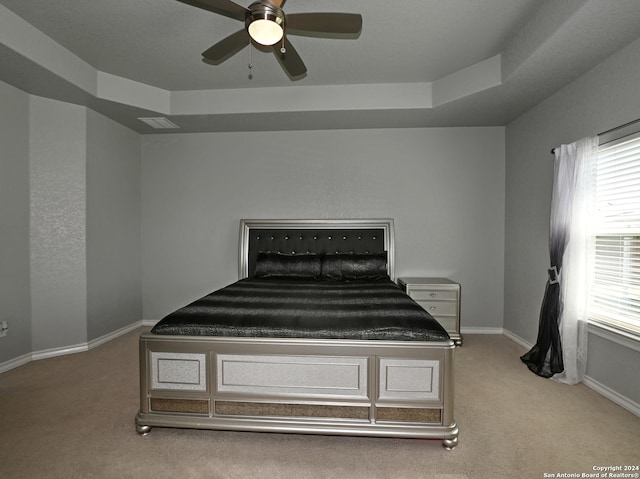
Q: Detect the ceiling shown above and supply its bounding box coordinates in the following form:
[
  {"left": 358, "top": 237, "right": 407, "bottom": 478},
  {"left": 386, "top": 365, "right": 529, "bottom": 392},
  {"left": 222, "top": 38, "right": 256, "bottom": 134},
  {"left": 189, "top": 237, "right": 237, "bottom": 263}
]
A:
[{"left": 1, "top": 0, "right": 640, "bottom": 133}]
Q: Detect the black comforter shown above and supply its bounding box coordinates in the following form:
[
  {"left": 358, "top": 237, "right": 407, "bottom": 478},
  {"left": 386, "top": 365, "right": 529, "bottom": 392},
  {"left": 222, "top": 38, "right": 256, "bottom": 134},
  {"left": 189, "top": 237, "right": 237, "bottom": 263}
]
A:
[{"left": 151, "top": 278, "right": 449, "bottom": 342}]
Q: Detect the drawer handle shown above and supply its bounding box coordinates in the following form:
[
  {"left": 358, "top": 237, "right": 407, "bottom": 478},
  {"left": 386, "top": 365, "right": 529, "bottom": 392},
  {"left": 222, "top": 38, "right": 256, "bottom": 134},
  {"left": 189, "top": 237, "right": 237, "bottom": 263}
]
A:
[
  {"left": 430, "top": 293, "right": 437, "bottom": 297},
  {"left": 429, "top": 306, "right": 437, "bottom": 311}
]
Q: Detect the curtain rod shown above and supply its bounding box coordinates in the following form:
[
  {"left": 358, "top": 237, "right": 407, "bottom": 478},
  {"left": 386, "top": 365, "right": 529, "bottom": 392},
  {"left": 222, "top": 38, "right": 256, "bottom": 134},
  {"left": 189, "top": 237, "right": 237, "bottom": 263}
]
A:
[
  {"left": 599, "top": 117, "right": 640, "bottom": 137},
  {"left": 550, "top": 117, "right": 640, "bottom": 155}
]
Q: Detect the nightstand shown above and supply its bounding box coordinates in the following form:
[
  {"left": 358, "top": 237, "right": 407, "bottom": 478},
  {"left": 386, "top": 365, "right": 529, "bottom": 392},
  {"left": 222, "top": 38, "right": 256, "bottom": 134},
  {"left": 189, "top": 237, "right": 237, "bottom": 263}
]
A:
[{"left": 398, "top": 277, "right": 462, "bottom": 346}]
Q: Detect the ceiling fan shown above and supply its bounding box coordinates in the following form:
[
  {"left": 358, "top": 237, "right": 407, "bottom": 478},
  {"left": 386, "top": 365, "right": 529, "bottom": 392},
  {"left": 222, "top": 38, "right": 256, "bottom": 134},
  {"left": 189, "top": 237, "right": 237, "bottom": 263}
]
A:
[{"left": 176, "top": 0, "right": 363, "bottom": 78}]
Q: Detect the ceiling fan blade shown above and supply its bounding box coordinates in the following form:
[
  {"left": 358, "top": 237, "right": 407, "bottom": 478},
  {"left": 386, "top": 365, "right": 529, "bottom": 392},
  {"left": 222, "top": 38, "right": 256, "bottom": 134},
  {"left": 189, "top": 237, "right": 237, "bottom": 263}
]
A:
[
  {"left": 273, "top": 38, "right": 307, "bottom": 78},
  {"left": 175, "top": 0, "right": 248, "bottom": 22},
  {"left": 202, "top": 29, "right": 250, "bottom": 63},
  {"left": 286, "top": 13, "right": 363, "bottom": 36}
]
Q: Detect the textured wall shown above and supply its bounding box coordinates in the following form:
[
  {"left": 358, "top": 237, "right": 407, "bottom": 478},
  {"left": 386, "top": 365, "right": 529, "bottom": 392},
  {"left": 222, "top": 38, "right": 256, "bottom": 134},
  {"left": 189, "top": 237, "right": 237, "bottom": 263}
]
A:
[
  {"left": 29, "top": 96, "right": 88, "bottom": 352},
  {"left": 141, "top": 127, "right": 505, "bottom": 331}
]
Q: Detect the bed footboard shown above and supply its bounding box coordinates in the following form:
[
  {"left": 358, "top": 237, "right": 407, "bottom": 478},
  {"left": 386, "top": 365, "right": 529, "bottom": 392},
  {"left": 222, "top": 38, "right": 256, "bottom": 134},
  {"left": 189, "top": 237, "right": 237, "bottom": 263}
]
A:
[{"left": 135, "top": 333, "right": 458, "bottom": 449}]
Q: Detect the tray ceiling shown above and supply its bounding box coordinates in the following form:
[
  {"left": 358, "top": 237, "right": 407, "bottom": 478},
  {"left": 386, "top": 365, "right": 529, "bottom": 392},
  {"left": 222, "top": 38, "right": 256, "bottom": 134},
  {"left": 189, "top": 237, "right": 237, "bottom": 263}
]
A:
[{"left": 1, "top": 0, "right": 640, "bottom": 133}]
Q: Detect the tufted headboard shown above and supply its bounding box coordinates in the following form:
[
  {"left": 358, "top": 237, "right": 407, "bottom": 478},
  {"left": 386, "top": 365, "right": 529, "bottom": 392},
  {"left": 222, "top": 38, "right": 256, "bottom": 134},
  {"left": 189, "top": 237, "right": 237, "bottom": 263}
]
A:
[{"left": 239, "top": 219, "right": 395, "bottom": 281}]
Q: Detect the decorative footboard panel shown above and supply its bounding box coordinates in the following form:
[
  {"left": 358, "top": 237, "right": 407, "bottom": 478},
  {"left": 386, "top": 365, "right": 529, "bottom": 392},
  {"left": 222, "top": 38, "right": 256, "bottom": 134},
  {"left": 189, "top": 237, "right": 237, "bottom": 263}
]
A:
[{"left": 136, "top": 333, "right": 458, "bottom": 449}]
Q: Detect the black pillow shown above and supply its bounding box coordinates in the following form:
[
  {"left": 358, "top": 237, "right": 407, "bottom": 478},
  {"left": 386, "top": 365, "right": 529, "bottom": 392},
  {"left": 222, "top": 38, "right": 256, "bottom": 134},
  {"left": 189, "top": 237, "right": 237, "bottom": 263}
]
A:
[
  {"left": 321, "top": 252, "right": 388, "bottom": 280},
  {"left": 254, "top": 252, "right": 322, "bottom": 279}
]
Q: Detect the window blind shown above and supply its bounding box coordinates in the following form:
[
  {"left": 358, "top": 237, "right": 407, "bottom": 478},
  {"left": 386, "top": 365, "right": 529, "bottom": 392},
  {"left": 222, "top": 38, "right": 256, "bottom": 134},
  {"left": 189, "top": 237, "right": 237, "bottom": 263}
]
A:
[{"left": 590, "top": 133, "right": 640, "bottom": 335}]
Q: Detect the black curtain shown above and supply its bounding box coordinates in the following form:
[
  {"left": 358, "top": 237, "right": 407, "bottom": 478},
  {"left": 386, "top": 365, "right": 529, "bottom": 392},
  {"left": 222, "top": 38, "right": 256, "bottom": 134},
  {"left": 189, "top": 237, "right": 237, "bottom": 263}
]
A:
[
  {"left": 520, "top": 265, "right": 565, "bottom": 378},
  {"left": 520, "top": 145, "right": 577, "bottom": 378}
]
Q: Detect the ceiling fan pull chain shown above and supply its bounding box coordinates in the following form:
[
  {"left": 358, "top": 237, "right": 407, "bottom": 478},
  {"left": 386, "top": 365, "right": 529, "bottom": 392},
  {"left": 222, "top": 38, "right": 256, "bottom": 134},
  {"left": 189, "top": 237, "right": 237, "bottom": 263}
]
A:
[
  {"left": 248, "top": 41, "right": 253, "bottom": 70},
  {"left": 280, "top": 31, "right": 286, "bottom": 54}
]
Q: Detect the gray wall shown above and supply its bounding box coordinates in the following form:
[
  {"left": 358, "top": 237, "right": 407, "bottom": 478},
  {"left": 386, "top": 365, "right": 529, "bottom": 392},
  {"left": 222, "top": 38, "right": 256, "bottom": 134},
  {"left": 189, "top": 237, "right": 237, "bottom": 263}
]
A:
[
  {"left": 0, "top": 81, "right": 31, "bottom": 363},
  {"left": 141, "top": 127, "right": 506, "bottom": 330},
  {"left": 505, "top": 36, "right": 640, "bottom": 403},
  {"left": 86, "top": 110, "right": 142, "bottom": 341}
]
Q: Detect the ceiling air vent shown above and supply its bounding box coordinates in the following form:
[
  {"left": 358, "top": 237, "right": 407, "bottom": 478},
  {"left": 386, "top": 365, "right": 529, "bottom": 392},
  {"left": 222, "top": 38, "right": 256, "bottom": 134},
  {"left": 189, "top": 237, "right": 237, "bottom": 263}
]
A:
[{"left": 138, "top": 117, "right": 179, "bottom": 129}]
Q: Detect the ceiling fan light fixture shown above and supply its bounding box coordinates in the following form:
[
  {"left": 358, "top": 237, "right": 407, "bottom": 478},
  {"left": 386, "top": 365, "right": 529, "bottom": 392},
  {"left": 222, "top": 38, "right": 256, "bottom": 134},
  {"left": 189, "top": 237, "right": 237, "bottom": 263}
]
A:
[
  {"left": 248, "top": 19, "right": 283, "bottom": 45},
  {"left": 246, "top": 2, "right": 284, "bottom": 46}
]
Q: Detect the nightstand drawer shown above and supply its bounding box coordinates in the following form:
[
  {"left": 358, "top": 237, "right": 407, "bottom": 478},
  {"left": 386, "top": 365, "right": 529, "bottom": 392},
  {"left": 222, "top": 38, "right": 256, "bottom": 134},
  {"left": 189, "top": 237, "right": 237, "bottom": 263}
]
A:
[
  {"left": 409, "top": 289, "right": 458, "bottom": 301},
  {"left": 415, "top": 300, "right": 457, "bottom": 317}
]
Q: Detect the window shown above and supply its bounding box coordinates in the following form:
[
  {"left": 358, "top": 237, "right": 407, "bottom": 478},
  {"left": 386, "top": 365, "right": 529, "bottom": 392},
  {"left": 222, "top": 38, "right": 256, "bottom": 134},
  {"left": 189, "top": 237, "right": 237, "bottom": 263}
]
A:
[{"left": 589, "top": 132, "right": 640, "bottom": 337}]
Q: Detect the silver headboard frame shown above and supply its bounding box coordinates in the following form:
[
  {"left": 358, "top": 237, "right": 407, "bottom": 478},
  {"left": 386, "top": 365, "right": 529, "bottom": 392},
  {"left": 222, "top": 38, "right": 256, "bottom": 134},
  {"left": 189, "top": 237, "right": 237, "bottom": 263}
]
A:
[{"left": 239, "top": 219, "right": 395, "bottom": 281}]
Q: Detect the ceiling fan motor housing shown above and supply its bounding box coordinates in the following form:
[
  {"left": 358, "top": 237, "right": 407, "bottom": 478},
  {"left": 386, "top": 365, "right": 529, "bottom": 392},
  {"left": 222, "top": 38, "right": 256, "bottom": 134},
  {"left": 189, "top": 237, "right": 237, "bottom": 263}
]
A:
[{"left": 246, "top": 2, "right": 285, "bottom": 45}]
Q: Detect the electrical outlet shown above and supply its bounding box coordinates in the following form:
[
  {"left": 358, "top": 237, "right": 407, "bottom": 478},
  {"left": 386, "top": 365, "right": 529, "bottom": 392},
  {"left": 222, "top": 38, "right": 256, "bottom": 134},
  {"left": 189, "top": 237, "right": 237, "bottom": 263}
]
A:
[{"left": 0, "top": 320, "right": 7, "bottom": 338}]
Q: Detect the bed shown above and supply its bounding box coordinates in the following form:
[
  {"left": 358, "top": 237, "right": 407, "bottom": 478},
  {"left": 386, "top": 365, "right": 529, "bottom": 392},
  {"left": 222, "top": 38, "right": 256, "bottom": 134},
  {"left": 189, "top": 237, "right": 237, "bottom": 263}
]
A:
[{"left": 135, "top": 219, "right": 458, "bottom": 449}]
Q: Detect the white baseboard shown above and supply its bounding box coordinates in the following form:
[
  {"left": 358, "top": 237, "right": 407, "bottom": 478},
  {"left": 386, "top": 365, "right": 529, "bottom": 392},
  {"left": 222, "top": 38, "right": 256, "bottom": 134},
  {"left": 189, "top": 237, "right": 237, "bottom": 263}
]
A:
[
  {"left": 31, "top": 343, "right": 88, "bottom": 361},
  {"left": 502, "top": 329, "right": 533, "bottom": 350},
  {"left": 582, "top": 375, "right": 640, "bottom": 417},
  {"left": 87, "top": 321, "right": 145, "bottom": 350},
  {"left": 0, "top": 319, "right": 146, "bottom": 374},
  {"left": 0, "top": 352, "right": 33, "bottom": 374},
  {"left": 461, "top": 327, "right": 504, "bottom": 335}
]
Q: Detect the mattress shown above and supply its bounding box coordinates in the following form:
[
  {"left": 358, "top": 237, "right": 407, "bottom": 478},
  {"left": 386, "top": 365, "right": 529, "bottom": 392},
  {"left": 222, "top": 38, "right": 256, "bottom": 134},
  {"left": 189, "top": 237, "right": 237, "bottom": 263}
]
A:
[{"left": 151, "top": 278, "right": 450, "bottom": 342}]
